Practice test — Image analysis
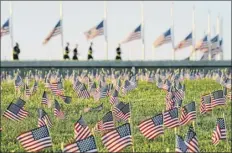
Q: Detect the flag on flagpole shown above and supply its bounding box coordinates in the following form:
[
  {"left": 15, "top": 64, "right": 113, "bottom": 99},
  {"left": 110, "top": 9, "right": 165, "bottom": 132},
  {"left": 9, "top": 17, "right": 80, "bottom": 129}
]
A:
[
  {"left": 120, "top": 24, "right": 141, "bottom": 44},
  {"left": 84, "top": 20, "right": 104, "bottom": 40},
  {"left": 1, "top": 18, "right": 10, "bottom": 37},
  {"left": 153, "top": 28, "right": 172, "bottom": 48},
  {"left": 175, "top": 32, "right": 192, "bottom": 50},
  {"left": 43, "top": 20, "right": 62, "bottom": 44},
  {"left": 212, "top": 118, "right": 226, "bottom": 145},
  {"left": 195, "top": 35, "right": 208, "bottom": 52}
]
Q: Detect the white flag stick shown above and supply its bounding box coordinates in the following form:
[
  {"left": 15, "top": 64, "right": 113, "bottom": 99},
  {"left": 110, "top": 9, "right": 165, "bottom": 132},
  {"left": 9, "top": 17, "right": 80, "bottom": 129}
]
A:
[
  {"left": 141, "top": 1, "right": 145, "bottom": 60},
  {"left": 208, "top": 10, "right": 211, "bottom": 61},
  {"left": 192, "top": 5, "right": 196, "bottom": 61},
  {"left": 171, "top": 2, "right": 175, "bottom": 60},
  {"left": 9, "top": 1, "right": 14, "bottom": 59},
  {"left": 60, "top": 1, "right": 64, "bottom": 58},
  {"left": 220, "top": 17, "right": 223, "bottom": 60},
  {"left": 104, "top": 1, "right": 108, "bottom": 60}
]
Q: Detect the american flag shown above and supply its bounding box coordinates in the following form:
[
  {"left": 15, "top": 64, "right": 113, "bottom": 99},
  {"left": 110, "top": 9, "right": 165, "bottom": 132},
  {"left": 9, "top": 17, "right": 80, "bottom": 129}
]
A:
[
  {"left": 138, "top": 113, "right": 164, "bottom": 140},
  {"left": 17, "top": 126, "right": 52, "bottom": 152},
  {"left": 121, "top": 24, "right": 141, "bottom": 44},
  {"left": 122, "top": 80, "right": 134, "bottom": 94},
  {"left": 175, "top": 32, "right": 192, "bottom": 50},
  {"left": 211, "top": 90, "right": 226, "bottom": 108},
  {"left": 15, "top": 98, "right": 26, "bottom": 108},
  {"left": 78, "top": 84, "right": 90, "bottom": 99},
  {"left": 115, "top": 79, "right": 122, "bottom": 92},
  {"left": 54, "top": 100, "right": 65, "bottom": 119},
  {"left": 84, "top": 20, "right": 104, "bottom": 40},
  {"left": 162, "top": 79, "right": 171, "bottom": 91},
  {"left": 1, "top": 18, "right": 10, "bottom": 37},
  {"left": 96, "top": 86, "right": 108, "bottom": 100},
  {"left": 185, "top": 126, "right": 199, "bottom": 153},
  {"left": 163, "top": 107, "right": 179, "bottom": 129},
  {"left": 113, "top": 102, "right": 130, "bottom": 121},
  {"left": 43, "top": 20, "right": 61, "bottom": 44},
  {"left": 73, "top": 79, "right": 83, "bottom": 93},
  {"left": 180, "top": 101, "right": 196, "bottom": 125},
  {"left": 165, "top": 95, "right": 176, "bottom": 111},
  {"left": 195, "top": 35, "right": 208, "bottom": 52},
  {"left": 89, "top": 82, "right": 96, "bottom": 96},
  {"left": 153, "top": 28, "right": 172, "bottom": 48},
  {"left": 25, "top": 84, "right": 31, "bottom": 97},
  {"left": 110, "top": 89, "right": 119, "bottom": 105},
  {"left": 211, "top": 35, "right": 219, "bottom": 50},
  {"left": 212, "top": 118, "right": 227, "bottom": 145},
  {"left": 38, "top": 109, "right": 52, "bottom": 128},
  {"left": 94, "top": 111, "right": 114, "bottom": 132},
  {"left": 15, "top": 75, "right": 24, "bottom": 91},
  {"left": 102, "top": 123, "right": 132, "bottom": 152},
  {"left": 74, "top": 116, "right": 91, "bottom": 141},
  {"left": 63, "top": 135, "right": 97, "bottom": 153},
  {"left": 200, "top": 94, "right": 212, "bottom": 114},
  {"left": 31, "top": 81, "right": 38, "bottom": 95},
  {"left": 42, "top": 91, "right": 49, "bottom": 105},
  {"left": 3, "top": 103, "right": 29, "bottom": 121},
  {"left": 176, "top": 135, "right": 188, "bottom": 153}
]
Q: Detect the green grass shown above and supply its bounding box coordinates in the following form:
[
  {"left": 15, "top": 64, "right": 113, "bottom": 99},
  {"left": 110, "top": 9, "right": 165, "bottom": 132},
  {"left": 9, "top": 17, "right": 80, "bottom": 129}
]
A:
[{"left": 1, "top": 79, "right": 231, "bottom": 152}]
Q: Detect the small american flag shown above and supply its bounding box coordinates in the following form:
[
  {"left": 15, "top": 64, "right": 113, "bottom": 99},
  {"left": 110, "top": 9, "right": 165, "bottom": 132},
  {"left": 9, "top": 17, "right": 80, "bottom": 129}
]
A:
[
  {"left": 15, "top": 75, "right": 24, "bottom": 91},
  {"left": 110, "top": 89, "right": 119, "bottom": 105},
  {"left": 175, "top": 32, "right": 192, "bottom": 50},
  {"left": 3, "top": 103, "right": 29, "bottom": 121},
  {"left": 84, "top": 20, "right": 104, "bottom": 40},
  {"left": 200, "top": 94, "right": 212, "bottom": 114},
  {"left": 1, "top": 18, "right": 10, "bottom": 37},
  {"left": 94, "top": 111, "right": 114, "bottom": 132},
  {"left": 25, "top": 84, "right": 31, "bottom": 97},
  {"left": 212, "top": 118, "right": 227, "bottom": 145},
  {"left": 73, "top": 79, "right": 83, "bottom": 93},
  {"left": 63, "top": 135, "right": 97, "bottom": 153},
  {"left": 176, "top": 135, "right": 188, "bottom": 153},
  {"left": 163, "top": 107, "right": 179, "bottom": 129},
  {"left": 74, "top": 116, "right": 91, "bottom": 141},
  {"left": 138, "top": 113, "right": 164, "bottom": 140},
  {"left": 153, "top": 28, "right": 172, "bottom": 48},
  {"left": 78, "top": 84, "right": 90, "bottom": 99},
  {"left": 15, "top": 98, "right": 26, "bottom": 108},
  {"left": 31, "top": 81, "right": 38, "bottom": 95},
  {"left": 42, "top": 91, "right": 49, "bottom": 105},
  {"left": 211, "top": 90, "right": 226, "bottom": 108},
  {"left": 17, "top": 126, "right": 52, "bottom": 152},
  {"left": 102, "top": 123, "right": 132, "bottom": 152},
  {"left": 185, "top": 126, "right": 199, "bottom": 152},
  {"left": 38, "top": 109, "right": 52, "bottom": 128},
  {"left": 180, "top": 101, "right": 196, "bottom": 125},
  {"left": 54, "top": 100, "right": 65, "bottom": 119},
  {"left": 43, "top": 20, "right": 61, "bottom": 44},
  {"left": 121, "top": 24, "right": 141, "bottom": 44},
  {"left": 113, "top": 102, "right": 130, "bottom": 121}
]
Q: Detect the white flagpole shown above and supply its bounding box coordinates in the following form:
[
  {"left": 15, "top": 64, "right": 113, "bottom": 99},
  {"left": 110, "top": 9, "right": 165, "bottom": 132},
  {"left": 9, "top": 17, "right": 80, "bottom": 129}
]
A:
[
  {"left": 192, "top": 5, "right": 196, "bottom": 61},
  {"left": 104, "top": 1, "right": 108, "bottom": 60},
  {"left": 9, "top": 1, "right": 14, "bottom": 60},
  {"left": 60, "top": 1, "right": 64, "bottom": 59},
  {"left": 207, "top": 10, "right": 211, "bottom": 61},
  {"left": 141, "top": 1, "right": 145, "bottom": 60},
  {"left": 216, "top": 14, "right": 220, "bottom": 60},
  {"left": 220, "top": 17, "right": 223, "bottom": 60},
  {"left": 171, "top": 2, "right": 175, "bottom": 60}
]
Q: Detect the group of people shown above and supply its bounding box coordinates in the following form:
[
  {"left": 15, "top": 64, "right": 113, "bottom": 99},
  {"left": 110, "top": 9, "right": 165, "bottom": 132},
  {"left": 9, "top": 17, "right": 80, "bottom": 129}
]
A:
[{"left": 11, "top": 42, "right": 122, "bottom": 61}]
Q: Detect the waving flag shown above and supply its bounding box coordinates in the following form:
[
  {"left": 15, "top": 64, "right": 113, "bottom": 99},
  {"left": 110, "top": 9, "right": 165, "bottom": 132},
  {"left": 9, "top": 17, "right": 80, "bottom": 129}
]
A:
[
  {"left": 180, "top": 101, "right": 196, "bottom": 125},
  {"left": 84, "top": 20, "right": 104, "bottom": 40},
  {"left": 121, "top": 24, "right": 141, "bottom": 44},
  {"left": 195, "top": 35, "right": 208, "bottom": 52},
  {"left": 153, "top": 28, "right": 172, "bottom": 48},
  {"left": 42, "top": 91, "right": 49, "bottom": 105},
  {"left": 200, "top": 94, "right": 212, "bottom": 114},
  {"left": 176, "top": 135, "right": 188, "bottom": 153},
  {"left": 3, "top": 103, "right": 29, "bottom": 121},
  {"left": 54, "top": 100, "right": 65, "bottom": 119},
  {"left": 38, "top": 109, "right": 52, "bottom": 128},
  {"left": 212, "top": 118, "right": 226, "bottom": 145},
  {"left": 110, "top": 89, "right": 119, "bottom": 105},
  {"left": 185, "top": 126, "right": 199, "bottom": 153},
  {"left": 211, "top": 90, "right": 226, "bottom": 108},
  {"left": 63, "top": 135, "right": 97, "bottom": 153},
  {"left": 138, "top": 113, "right": 164, "bottom": 140},
  {"left": 163, "top": 108, "right": 179, "bottom": 129},
  {"left": 94, "top": 111, "right": 114, "bottom": 132},
  {"left": 78, "top": 84, "right": 90, "bottom": 99},
  {"left": 74, "top": 116, "right": 91, "bottom": 141},
  {"left": 1, "top": 18, "right": 10, "bottom": 37},
  {"left": 43, "top": 20, "right": 61, "bottom": 44},
  {"left": 113, "top": 102, "right": 130, "bottom": 121},
  {"left": 15, "top": 98, "right": 26, "bottom": 108},
  {"left": 175, "top": 32, "right": 192, "bottom": 50},
  {"left": 102, "top": 123, "right": 132, "bottom": 152},
  {"left": 17, "top": 126, "right": 52, "bottom": 152},
  {"left": 211, "top": 35, "right": 219, "bottom": 50},
  {"left": 15, "top": 75, "right": 24, "bottom": 91}
]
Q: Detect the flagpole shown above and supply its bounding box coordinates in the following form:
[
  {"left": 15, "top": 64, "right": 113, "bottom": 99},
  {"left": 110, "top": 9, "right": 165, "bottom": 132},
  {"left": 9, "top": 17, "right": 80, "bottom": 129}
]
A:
[
  {"left": 141, "top": 1, "right": 145, "bottom": 61},
  {"left": 220, "top": 17, "right": 223, "bottom": 60},
  {"left": 208, "top": 10, "right": 211, "bottom": 61},
  {"left": 104, "top": 1, "right": 108, "bottom": 60},
  {"left": 192, "top": 5, "right": 196, "bottom": 61},
  {"left": 60, "top": 1, "right": 64, "bottom": 60},
  {"left": 9, "top": 1, "right": 14, "bottom": 60},
  {"left": 216, "top": 14, "right": 220, "bottom": 60},
  {"left": 171, "top": 2, "right": 175, "bottom": 60}
]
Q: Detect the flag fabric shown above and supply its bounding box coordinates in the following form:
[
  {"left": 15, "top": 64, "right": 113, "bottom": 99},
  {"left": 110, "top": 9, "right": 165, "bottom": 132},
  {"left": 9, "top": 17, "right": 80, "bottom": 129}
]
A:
[
  {"left": 153, "top": 28, "right": 172, "bottom": 48},
  {"left": 17, "top": 126, "right": 52, "bottom": 152},
  {"left": 54, "top": 100, "right": 65, "bottom": 119},
  {"left": 180, "top": 101, "right": 196, "bottom": 125},
  {"left": 121, "top": 24, "right": 141, "bottom": 44},
  {"left": 31, "top": 81, "right": 38, "bottom": 95},
  {"left": 212, "top": 118, "right": 227, "bottom": 145},
  {"left": 3, "top": 103, "right": 29, "bottom": 121},
  {"left": 1, "top": 18, "right": 10, "bottom": 37},
  {"left": 110, "top": 89, "right": 119, "bottom": 105},
  {"left": 43, "top": 20, "right": 61, "bottom": 44},
  {"left": 200, "top": 94, "right": 212, "bottom": 114},
  {"left": 195, "top": 35, "right": 208, "bottom": 52},
  {"left": 63, "top": 135, "right": 97, "bottom": 153},
  {"left": 78, "top": 84, "right": 90, "bottom": 99},
  {"left": 25, "top": 84, "right": 31, "bottom": 97},
  {"left": 38, "top": 109, "right": 52, "bottom": 128},
  {"left": 138, "top": 113, "right": 164, "bottom": 140},
  {"left": 15, "top": 75, "right": 24, "bottom": 91},
  {"left": 42, "top": 91, "right": 49, "bottom": 105},
  {"left": 73, "top": 80, "right": 83, "bottom": 93},
  {"left": 211, "top": 35, "right": 219, "bottom": 50},
  {"left": 74, "top": 116, "right": 91, "bottom": 141},
  {"left": 176, "top": 135, "right": 188, "bottom": 153},
  {"left": 175, "top": 32, "right": 192, "bottom": 50},
  {"left": 185, "top": 126, "right": 199, "bottom": 153},
  {"left": 163, "top": 108, "right": 179, "bottom": 129},
  {"left": 102, "top": 123, "right": 132, "bottom": 152},
  {"left": 15, "top": 98, "right": 26, "bottom": 108},
  {"left": 211, "top": 90, "right": 226, "bottom": 108},
  {"left": 84, "top": 20, "right": 104, "bottom": 40},
  {"left": 113, "top": 103, "right": 130, "bottom": 121},
  {"left": 94, "top": 111, "right": 114, "bottom": 132}
]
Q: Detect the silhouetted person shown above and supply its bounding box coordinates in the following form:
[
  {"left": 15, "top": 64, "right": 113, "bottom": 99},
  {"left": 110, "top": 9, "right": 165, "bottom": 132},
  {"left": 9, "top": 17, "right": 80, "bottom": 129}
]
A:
[
  {"left": 88, "top": 42, "right": 93, "bottom": 60},
  {"left": 73, "top": 44, "right": 79, "bottom": 60},
  {"left": 63, "top": 42, "right": 70, "bottom": 60},
  {"left": 13, "top": 43, "right": 20, "bottom": 60},
  {"left": 115, "top": 44, "right": 122, "bottom": 60}
]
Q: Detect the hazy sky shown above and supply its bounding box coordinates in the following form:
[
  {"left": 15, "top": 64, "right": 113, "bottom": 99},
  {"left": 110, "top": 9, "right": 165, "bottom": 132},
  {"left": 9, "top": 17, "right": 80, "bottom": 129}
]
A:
[{"left": 1, "top": 1, "right": 231, "bottom": 61}]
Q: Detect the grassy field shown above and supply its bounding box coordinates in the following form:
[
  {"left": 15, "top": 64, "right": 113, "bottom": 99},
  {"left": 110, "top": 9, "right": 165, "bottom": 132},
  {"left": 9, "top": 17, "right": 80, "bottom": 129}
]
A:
[{"left": 1, "top": 79, "right": 231, "bottom": 152}]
